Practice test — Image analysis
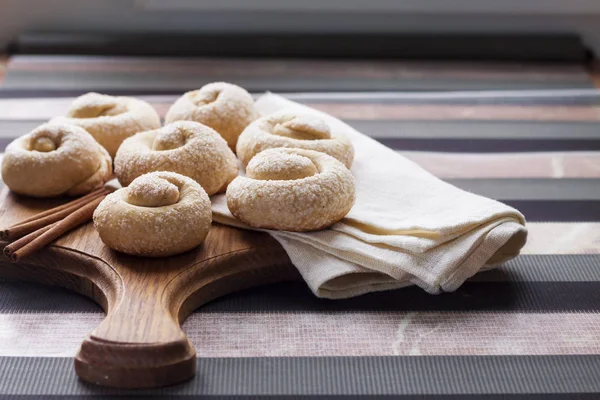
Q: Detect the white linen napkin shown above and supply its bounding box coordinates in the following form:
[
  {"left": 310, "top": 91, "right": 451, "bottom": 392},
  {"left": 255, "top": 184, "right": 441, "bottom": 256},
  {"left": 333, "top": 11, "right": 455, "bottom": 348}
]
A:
[{"left": 212, "top": 93, "right": 527, "bottom": 299}]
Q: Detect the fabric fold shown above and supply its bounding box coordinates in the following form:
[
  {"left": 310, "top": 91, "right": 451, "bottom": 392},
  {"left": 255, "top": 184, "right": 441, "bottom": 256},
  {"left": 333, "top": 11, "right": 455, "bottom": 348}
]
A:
[{"left": 212, "top": 93, "right": 527, "bottom": 299}]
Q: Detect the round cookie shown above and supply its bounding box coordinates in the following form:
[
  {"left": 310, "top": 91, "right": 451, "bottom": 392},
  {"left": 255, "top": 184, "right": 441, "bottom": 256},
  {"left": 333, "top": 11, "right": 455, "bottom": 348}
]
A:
[
  {"left": 93, "top": 171, "right": 212, "bottom": 257},
  {"left": 226, "top": 148, "right": 355, "bottom": 232},
  {"left": 165, "top": 82, "right": 259, "bottom": 150},
  {"left": 114, "top": 121, "right": 238, "bottom": 196},
  {"left": 236, "top": 111, "right": 354, "bottom": 168},
  {"left": 2, "top": 123, "right": 112, "bottom": 198},
  {"left": 52, "top": 92, "right": 161, "bottom": 157}
]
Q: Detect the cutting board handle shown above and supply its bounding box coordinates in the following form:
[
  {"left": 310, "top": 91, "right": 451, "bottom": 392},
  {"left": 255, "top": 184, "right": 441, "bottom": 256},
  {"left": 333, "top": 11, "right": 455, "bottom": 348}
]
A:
[
  {"left": 75, "top": 293, "right": 196, "bottom": 388},
  {"left": 0, "top": 189, "right": 297, "bottom": 389},
  {"left": 70, "top": 241, "right": 298, "bottom": 388}
]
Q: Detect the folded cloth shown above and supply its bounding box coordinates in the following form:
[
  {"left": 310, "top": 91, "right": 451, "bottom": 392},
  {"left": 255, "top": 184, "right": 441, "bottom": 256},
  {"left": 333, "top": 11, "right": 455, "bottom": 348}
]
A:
[{"left": 212, "top": 93, "right": 528, "bottom": 299}]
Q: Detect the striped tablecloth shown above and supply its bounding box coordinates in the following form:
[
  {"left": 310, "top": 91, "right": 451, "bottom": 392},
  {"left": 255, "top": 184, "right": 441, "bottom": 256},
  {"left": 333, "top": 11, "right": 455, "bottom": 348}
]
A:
[
  {"left": 0, "top": 55, "right": 595, "bottom": 95},
  {"left": 0, "top": 59, "right": 600, "bottom": 397}
]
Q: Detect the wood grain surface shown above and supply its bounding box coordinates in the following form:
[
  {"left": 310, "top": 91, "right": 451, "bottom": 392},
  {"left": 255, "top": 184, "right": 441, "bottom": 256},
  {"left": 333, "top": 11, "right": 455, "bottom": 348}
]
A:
[{"left": 0, "top": 188, "right": 299, "bottom": 388}]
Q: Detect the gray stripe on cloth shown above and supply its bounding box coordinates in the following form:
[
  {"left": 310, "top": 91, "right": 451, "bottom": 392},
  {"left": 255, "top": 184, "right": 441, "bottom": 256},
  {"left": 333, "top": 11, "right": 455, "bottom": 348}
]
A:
[
  {"left": 3, "top": 120, "right": 600, "bottom": 141},
  {"left": 198, "top": 282, "right": 600, "bottom": 313},
  {"left": 472, "top": 254, "right": 600, "bottom": 282},
  {"left": 2, "top": 69, "right": 593, "bottom": 92},
  {"left": 2, "top": 255, "right": 600, "bottom": 313},
  {"left": 0, "top": 356, "right": 599, "bottom": 396},
  {"left": 446, "top": 179, "right": 600, "bottom": 200},
  {"left": 2, "top": 281, "right": 599, "bottom": 313},
  {"left": 377, "top": 138, "right": 600, "bottom": 153},
  {"left": 3, "top": 89, "right": 600, "bottom": 106},
  {"left": 0, "top": 281, "right": 101, "bottom": 313},
  {"left": 472, "top": 200, "right": 600, "bottom": 222},
  {"left": 351, "top": 120, "right": 600, "bottom": 139},
  {"left": 0, "top": 395, "right": 595, "bottom": 399},
  {"left": 283, "top": 88, "right": 600, "bottom": 105}
]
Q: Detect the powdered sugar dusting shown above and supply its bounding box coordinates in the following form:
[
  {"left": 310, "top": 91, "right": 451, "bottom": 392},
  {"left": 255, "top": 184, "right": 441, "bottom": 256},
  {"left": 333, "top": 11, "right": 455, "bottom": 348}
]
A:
[
  {"left": 126, "top": 174, "right": 180, "bottom": 207},
  {"left": 227, "top": 148, "right": 355, "bottom": 231},
  {"left": 165, "top": 82, "right": 259, "bottom": 149},
  {"left": 247, "top": 151, "right": 318, "bottom": 181},
  {"left": 1, "top": 122, "right": 112, "bottom": 197},
  {"left": 273, "top": 113, "right": 331, "bottom": 140},
  {"left": 236, "top": 110, "right": 354, "bottom": 168},
  {"left": 93, "top": 171, "right": 212, "bottom": 257},
  {"left": 51, "top": 92, "right": 161, "bottom": 157},
  {"left": 114, "top": 120, "right": 238, "bottom": 195}
]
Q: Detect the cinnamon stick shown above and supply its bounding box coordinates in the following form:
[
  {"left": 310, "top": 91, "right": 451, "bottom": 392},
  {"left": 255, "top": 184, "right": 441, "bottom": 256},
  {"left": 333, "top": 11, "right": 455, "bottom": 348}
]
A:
[
  {"left": 7, "top": 195, "right": 105, "bottom": 263},
  {"left": 2, "top": 188, "right": 109, "bottom": 241},
  {"left": 16, "top": 187, "right": 108, "bottom": 225},
  {"left": 3, "top": 223, "right": 56, "bottom": 259}
]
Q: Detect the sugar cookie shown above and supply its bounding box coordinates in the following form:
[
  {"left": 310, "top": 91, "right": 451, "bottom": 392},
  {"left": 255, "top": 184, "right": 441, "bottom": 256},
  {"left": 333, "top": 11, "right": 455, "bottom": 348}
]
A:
[
  {"left": 93, "top": 171, "right": 211, "bottom": 257},
  {"left": 236, "top": 111, "right": 354, "bottom": 168},
  {"left": 2, "top": 123, "right": 112, "bottom": 197},
  {"left": 53, "top": 92, "right": 161, "bottom": 157},
  {"left": 114, "top": 121, "right": 238, "bottom": 196},
  {"left": 227, "top": 148, "right": 355, "bottom": 231},
  {"left": 165, "top": 82, "right": 259, "bottom": 150}
]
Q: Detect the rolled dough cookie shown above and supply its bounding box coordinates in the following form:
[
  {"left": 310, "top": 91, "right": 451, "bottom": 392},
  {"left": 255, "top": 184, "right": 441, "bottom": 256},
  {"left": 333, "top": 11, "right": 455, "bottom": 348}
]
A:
[
  {"left": 114, "top": 121, "right": 238, "bottom": 196},
  {"left": 227, "top": 148, "right": 355, "bottom": 232},
  {"left": 165, "top": 82, "right": 259, "bottom": 150},
  {"left": 2, "top": 123, "right": 112, "bottom": 197},
  {"left": 236, "top": 111, "right": 354, "bottom": 168},
  {"left": 93, "top": 171, "right": 212, "bottom": 257},
  {"left": 52, "top": 92, "right": 161, "bottom": 157}
]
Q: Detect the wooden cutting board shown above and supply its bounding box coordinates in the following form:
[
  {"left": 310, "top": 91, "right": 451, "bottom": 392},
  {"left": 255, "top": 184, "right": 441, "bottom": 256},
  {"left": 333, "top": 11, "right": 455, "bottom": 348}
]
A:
[{"left": 0, "top": 188, "right": 300, "bottom": 389}]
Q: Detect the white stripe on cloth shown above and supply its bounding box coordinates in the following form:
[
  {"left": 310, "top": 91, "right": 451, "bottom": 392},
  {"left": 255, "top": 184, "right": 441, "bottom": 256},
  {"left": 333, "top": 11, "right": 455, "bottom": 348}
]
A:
[
  {"left": 0, "top": 97, "right": 175, "bottom": 120},
  {"left": 2, "top": 150, "right": 600, "bottom": 180},
  {"left": 401, "top": 151, "right": 600, "bottom": 179},
  {"left": 1, "top": 312, "right": 599, "bottom": 358},
  {"left": 522, "top": 223, "right": 600, "bottom": 254},
  {"left": 1, "top": 150, "right": 599, "bottom": 182},
  {"left": 2, "top": 90, "right": 600, "bottom": 120}
]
